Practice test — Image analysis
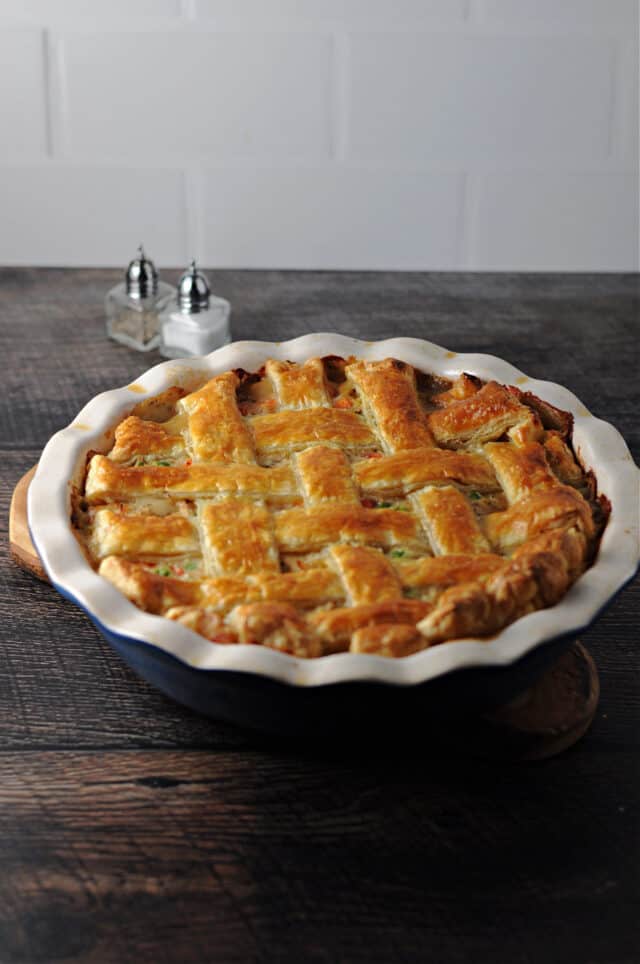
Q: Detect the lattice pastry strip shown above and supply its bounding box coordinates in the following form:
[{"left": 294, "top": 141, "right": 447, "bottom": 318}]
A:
[
  {"left": 80, "top": 357, "right": 605, "bottom": 659},
  {"left": 347, "top": 358, "right": 435, "bottom": 452},
  {"left": 484, "top": 441, "right": 560, "bottom": 503},
  {"left": 294, "top": 445, "right": 360, "bottom": 505},
  {"left": 90, "top": 508, "right": 198, "bottom": 560},
  {"left": 412, "top": 485, "right": 490, "bottom": 555},
  {"left": 429, "top": 380, "right": 542, "bottom": 448},
  {"left": 85, "top": 455, "right": 297, "bottom": 503},
  {"left": 353, "top": 447, "right": 498, "bottom": 498},
  {"left": 329, "top": 545, "right": 403, "bottom": 605},
  {"left": 266, "top": 358, "right": 331, "bottom": 409},
  {"left": 273, "top": 504, "right": 427, "bottom": 554},
  {"left": 199, "top": 499, "right": 280, "bottom": 578},
  {"left": 249, "top": 407, "right": 375, "bottom": 458},
  {"left": 109, "top": 416, "right": 186, "bottom": 464},
  {"left": 178, "top": 371, "right": 255, "bottom": 464},
  {"left": 98, "top": 556, "right": 346, "bottom": 615}
]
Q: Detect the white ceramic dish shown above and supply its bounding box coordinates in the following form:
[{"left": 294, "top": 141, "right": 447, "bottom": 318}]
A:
[{"left": 28, "top": 334, "right": 640, "bottom": 689}]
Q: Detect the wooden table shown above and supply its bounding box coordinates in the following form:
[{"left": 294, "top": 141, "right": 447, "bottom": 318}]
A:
[{"left": 1, "top": 268, "right": 638, "bottom": 964}]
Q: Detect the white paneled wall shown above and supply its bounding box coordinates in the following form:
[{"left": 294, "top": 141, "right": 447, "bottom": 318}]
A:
[{"left": 0, "top": 1, "right": 637, "bottom": 270}]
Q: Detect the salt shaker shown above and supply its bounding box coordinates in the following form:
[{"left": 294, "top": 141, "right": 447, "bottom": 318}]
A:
[
  {"left": 105, "top": 245, "right": 176, "bottom": 351},
  {"left": 159, "top": 260, "right": 231, "bottom": 359}
]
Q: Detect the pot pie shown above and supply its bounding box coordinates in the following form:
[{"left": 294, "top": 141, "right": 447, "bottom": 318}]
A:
[{"left": 73, "top": 356, "right": 609, "bottom": 659}]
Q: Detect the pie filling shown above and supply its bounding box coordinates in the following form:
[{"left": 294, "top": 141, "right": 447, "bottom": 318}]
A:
[{"left": 73, "top": 356, "right": 609, "bottom": 658}]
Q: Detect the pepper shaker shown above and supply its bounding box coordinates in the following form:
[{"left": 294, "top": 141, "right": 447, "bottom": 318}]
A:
[
  {"left": 159, "top": 260, "right": 231, "bottom": 359},
  {"left": 105, "top": 245, "right": 176, "bottom": 351}
]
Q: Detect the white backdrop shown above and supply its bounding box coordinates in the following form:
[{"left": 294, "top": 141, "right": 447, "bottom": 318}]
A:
[{"left": 0, "top": 0, "right": 638, "bottom": 270}]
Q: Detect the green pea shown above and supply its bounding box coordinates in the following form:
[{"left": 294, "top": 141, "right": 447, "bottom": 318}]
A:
[{"left": 404, "top": 587, "right": 422, "bottom": 599}]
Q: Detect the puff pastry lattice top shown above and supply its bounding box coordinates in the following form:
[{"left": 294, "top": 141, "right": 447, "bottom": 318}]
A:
[{"left": 75, "top": 356, "right": 606, "bottom": 658}]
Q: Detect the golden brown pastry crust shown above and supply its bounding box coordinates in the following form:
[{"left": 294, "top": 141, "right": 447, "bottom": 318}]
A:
[
  {"left": 417, "top": 527, "right": 588, "bottom": 644},
  {"left": 395, "top": 553, "right": 505, "bottom": 593},
  {"left": 273, "top": 504, "right": 426, "bottom": 553},
  {"left": 165, "top": 605, "right": 228, "bottom": 642},
  {"left": 91, "top": 508, "right": 198, "bottom": 559},
  {"left": 250, "top": 406, "right": 375, "bottom": 455},
  {"left": 99, "top": 556, "right": 344, "bottom": 615},
  {"left": 199, "top": 498, "right": 280, "bottom": 577},
  {"left": 347, "top": 358, "right": 434, "bottom": 452},
  {"left": 266, "top": 358, "right": 330, "bottom": 409},
  {"left": 98, "top": 556, "right": 202, "bottom": 613},
  {"left": 413, "top": 485, "right": 490, "bottom": 555},
  {"left": 229, "top": 602, "right": 323, "bottom": 657},
  {"left": 309, "top": 599, "right": 434, "bottom": 652},
  {"left": 484, "top": 485, "right": 594, "bottom": 552},
  {"left": 353, "top": 447, "right": 497, "bottom": 497},
  {"left": 351, "top": 623, "right": 426, "bottom": 657},
  {"left": 109, "top": 416, "right": 185, "bottom": 463},
  {"left": 85, "top": 455, "right": 296, "bottom": 502},
  {"left": 77, "top": 355, "right": 606, "bottom": 658},
  {"left": 429, "top": 381, "right": 542, "bottom": 447},
  {"left": 329, "top": 545, "right": 403, "bottom": 604},
  {"left": 484, "top": 441, "right": 558, "bottom": 503},
  {"left": 179, "top": 372, "right": 255, "bottom": 463},
  {"left": 295, "top": 445, "right": 359, "bottom": 505},
  {"left": 543, "top": 433, "right": 584, "bottom": 486}
]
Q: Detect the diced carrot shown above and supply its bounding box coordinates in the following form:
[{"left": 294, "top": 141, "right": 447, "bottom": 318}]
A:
[{"left": 333, "top": 396, "right": 352, "bottom": 409}]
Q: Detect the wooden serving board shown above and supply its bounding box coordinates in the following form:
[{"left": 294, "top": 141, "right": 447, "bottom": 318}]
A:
[
  {"left": 9, "top": 465, "right": 47, "bottom": 581},
  {"left": 9, "top": 465, "right": 599, "bottom": 759}
]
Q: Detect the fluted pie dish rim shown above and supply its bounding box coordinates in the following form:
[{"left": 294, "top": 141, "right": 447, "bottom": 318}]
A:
[{"left": 28, "top": 334, "right": 640, "bottom": 688}]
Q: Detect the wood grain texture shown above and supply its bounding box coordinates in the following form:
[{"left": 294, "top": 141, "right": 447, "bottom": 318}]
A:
[
  {"left": 9, "top": 465, "right": 45, "bottom": 579},
  {"left": 1, "top": 269, "right": 638, "bottom": 964},
  {"left": 0, "top": 749, "right": 638, "bottom": 964}
]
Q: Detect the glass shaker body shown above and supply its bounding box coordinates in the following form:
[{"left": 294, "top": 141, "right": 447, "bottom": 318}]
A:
[{"left": 105, "top": 281, "right": 176, "bottom": 351}]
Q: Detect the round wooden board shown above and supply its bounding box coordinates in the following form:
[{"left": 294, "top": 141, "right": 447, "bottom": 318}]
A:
[
  {"left": 9, "top": 465, "right": 47, "bottom": 581},
  {"left": 460, "top": 641, "right": 599, "bottom": 762},
  {"left": 9, "top": 465, "right": 599, "bottom": 759}
]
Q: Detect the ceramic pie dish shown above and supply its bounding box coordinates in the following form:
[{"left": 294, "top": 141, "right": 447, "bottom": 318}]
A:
[{"left": 28, "top": 335, "right": 639, "bottom": 734}]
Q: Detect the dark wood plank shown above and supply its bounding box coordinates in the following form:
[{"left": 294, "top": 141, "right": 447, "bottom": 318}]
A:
[{"left": 0, "top": 749, "right": 637, "bottom": 964}]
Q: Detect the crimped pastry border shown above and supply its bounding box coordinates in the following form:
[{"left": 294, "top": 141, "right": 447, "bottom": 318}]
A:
[{"left": 28, "top": 335, "right": 640, "bottom": 687}]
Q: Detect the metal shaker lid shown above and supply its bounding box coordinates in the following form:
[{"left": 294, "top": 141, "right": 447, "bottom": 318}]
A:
[
  {"left": 125, "top": 244, "right": 158, "bottom": 299},
  {"left": 178, "top": 260, "right": 210, "bottom": 313}
]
